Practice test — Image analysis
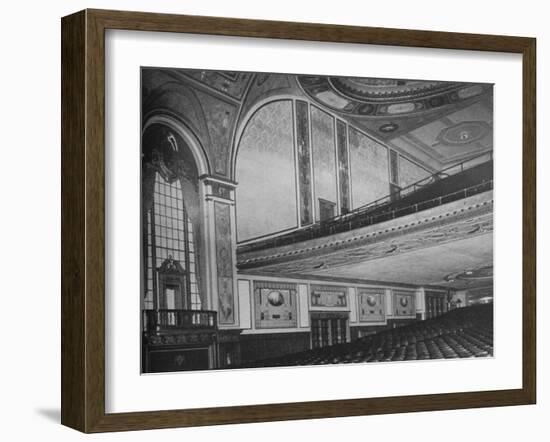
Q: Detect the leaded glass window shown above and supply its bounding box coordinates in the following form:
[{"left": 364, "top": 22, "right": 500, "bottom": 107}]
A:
[{"left": 144, "top": 172, "right": 201, "bottom": 310}]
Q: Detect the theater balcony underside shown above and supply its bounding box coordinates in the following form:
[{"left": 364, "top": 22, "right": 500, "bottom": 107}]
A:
[{"left": 237, "top": 190, "right": 493, "bottom": 291}]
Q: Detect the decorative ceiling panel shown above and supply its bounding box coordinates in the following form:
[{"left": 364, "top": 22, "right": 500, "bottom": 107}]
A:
[{"left": 184, "top": 70, "right": 253, "bottom": 100}]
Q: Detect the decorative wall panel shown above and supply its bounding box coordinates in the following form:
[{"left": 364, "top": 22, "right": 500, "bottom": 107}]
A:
[
  {"left": 393, "top": 290, "right": 416, "bottom": 317},
  {"left": 389, "top": 150, "right": 399, "bottom": 185},
  {"left": 236, "top": 100, "right": 298, "bottom": 241},
  {"left": 185, "top": 70, "right": 252, "bottom": 100},
  {"left": 311, "top": 106, "right": 337, "bottom": 220},
  {"left": 349, "top": 127, "right": 390, "bottom": 208},
  {"left": 357, "top": 288, "right": 386, "bottom": 322},
  {"left": 296, "top": 100, "right": 313, "bottom": 225},
  {"left": 194, "top": 90, "right": 238, "bottom": 176},
  {"left": 254, "top": 281, "right": 297, "bottom": 329},
  {"left": 336, "top": 120, "right": 351, "bottom": 213},
  {"left": 310, "top": 284, "right": 347, "bottom": 307},
  {"left": 214, "top": 202, "right": 235, "bottom": 324}
]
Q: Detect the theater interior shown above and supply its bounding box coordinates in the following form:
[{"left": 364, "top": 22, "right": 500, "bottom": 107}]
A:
[{"left": 140, "top": 68, "right": 494, "bottom": 373}]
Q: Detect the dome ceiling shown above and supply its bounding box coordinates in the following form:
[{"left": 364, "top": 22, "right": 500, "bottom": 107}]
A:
[
  {"left": 330, "top": 77, "right": 458, "bottom": 102},
  {"left": 298, "top": 75, "right": 489, "bottom": 120}
]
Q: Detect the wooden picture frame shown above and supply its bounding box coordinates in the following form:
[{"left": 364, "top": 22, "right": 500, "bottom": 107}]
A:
[{"left": 61, "top": 8, "right": 536, "bottom": 433}]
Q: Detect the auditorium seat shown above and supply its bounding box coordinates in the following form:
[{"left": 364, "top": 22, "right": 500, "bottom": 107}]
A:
[{"left": 238, "top": 304, "right": 494, "bottom": 368}]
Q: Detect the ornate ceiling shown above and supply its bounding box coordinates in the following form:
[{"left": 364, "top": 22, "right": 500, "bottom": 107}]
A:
[
  {"left": 298, "top": 76, "right": 471, "bottom": 116},
  {"left": 154, "top": 68, "right": 493, "bottom": 173},
  {"left": 182, "top": 70, "right": 253, "bottom": 100},
  {"left": 297, "top": 75, "right": 493, "bottom": 167},
  {"left": 389, "top": 96, "right": 493, "bottom": 168}
]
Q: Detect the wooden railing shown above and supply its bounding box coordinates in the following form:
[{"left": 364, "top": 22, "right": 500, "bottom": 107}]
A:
[{"left": 143, "top": 309, "right": 217, "bottom": 332}]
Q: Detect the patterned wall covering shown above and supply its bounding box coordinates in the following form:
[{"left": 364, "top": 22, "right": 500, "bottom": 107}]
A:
[
  {"left": 236, "top": 100, "right": 298, "bottom": 241},
  {"left": 296, "top": 100, "right": 314, "bottom": 225},
  {"left": 349, "top": 127, "right": 390, "bottom": 208},
  {"left": 194, "top": 90, "right": 238, "bottom": 176},
  {"left": 336, "top": 120, "right": 351, "bottom": 213},
  {"left": 236, "top": 73, "right": 296, "bottom": 131},
  {"left": 399, "top": 155, "right": 431, "bottom": 188},
  {"left": 142, "top": 69, "right": 241, "bottom": 179},
  {"left": 389, "top": 150, "right": 399, "bottom": 185},
  {"left": 184, "top": 70, "right": 252, "bottom": 100},
  {"left": 393, "top": 290, "right": 416, "bottom": 317},
  {"left": 310, "top": 285, "right": 347, "bottom": 307},
  {"left": 254, "top": 281, "right": 298, "bottom": 329},
  {"left": 357, "top": 288, "right": 385, "bottom": 322},
  {"left": 214, "top": 202, "right": 235, "bottom": 324},
  {"left": 311, "top": 106, "right": 337, "bottom": 220}
]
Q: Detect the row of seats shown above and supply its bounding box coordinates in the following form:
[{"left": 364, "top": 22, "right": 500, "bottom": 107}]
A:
[{"left": 239, "top": 304, "right": 493, "bottom": 368}]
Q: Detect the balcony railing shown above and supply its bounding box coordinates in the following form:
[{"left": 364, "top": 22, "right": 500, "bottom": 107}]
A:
[
  {"left": 143, "top": 309, "right": 217, "bottom": 332},
  {"left": 238, "top": 151, "right": 493, "bottom": 254}
]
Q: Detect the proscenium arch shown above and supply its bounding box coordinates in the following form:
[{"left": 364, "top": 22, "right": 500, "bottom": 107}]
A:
[{"left": 142, "top": 114, "right": 211, "bottom": 178}]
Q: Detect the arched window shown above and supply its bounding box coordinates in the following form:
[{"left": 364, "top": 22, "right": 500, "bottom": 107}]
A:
[
  {"left": 142, "top": 124, "right": 202, "bottom": 312},
  {"left": 144, "top": 172, "right": 201, "bottom": 311}
]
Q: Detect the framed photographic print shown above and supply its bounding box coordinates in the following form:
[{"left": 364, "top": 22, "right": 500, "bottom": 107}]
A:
[{"left": 61, "top": 9, "right": 536, "bottom": 433}]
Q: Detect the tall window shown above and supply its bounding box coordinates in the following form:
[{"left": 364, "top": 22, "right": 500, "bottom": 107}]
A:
[{"left": 144, "top": 172, "right": 201, "bottom": 310}]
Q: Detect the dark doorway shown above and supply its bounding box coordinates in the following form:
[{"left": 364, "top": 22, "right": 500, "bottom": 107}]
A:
[{"left": 318, "top": 198, "right": 336, "bottom": 222}]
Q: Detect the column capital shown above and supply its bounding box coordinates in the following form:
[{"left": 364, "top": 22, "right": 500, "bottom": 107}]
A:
[
  {"left": 200, "top": 174, "right": 237, "bottom": 202},
  {"left": 199, "top": 174, "right": 238, "bottom": 188}
]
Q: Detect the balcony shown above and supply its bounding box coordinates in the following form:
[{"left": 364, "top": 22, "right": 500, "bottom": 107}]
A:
[
  {"left": 238, "top": 152, "right": 493, "bottom": 254},
  {"left": 143, "top": 309, "right": 217, "bottom": 333}
]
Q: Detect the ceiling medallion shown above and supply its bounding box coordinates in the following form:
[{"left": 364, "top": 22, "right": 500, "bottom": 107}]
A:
[
  {"left": 436, "top": 121, "right": 491, "bottom": 146},
  {"left": 444, "top": 265, "right": 493, "bottom": 283}
]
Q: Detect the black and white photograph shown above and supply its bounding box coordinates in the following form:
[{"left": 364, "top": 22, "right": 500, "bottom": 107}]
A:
[
  {"left": 141, "top": 68, "right": 494, "bottom": 373},
  {"left": 1, "top": 0, "right": 545, "bottom": 439}
]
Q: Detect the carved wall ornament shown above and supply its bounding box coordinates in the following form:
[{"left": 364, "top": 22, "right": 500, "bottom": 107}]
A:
[
  {"left": 158, "top": 255, "right": 184, "bottom": 274},
  {"left": 151, "top": 148, "right": 178, "bottom": 183}
]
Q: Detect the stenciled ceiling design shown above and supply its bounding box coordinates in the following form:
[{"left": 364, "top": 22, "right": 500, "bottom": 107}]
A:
[
  {"left": 183, "top": 70, "right": 253, "bottom": 100},
  {"left": 389, "top": 95, "right": 493, "bottom": 168},
  {"left": 299, "top": 76, "right": 468, "bottom": 115},
  {"left": 144, "top": 67, "right": 493, "bottom": 177}
]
